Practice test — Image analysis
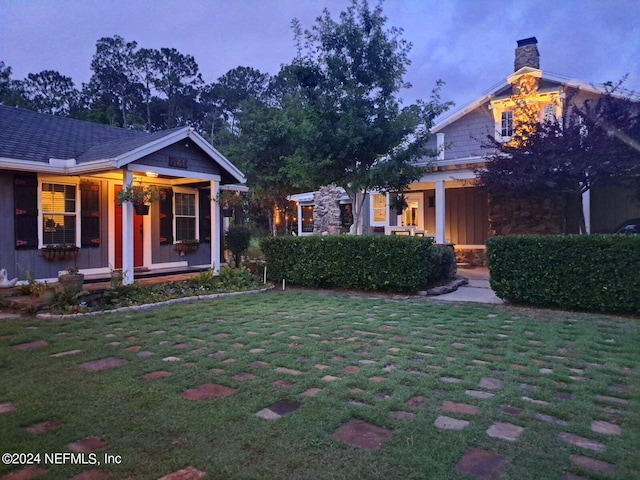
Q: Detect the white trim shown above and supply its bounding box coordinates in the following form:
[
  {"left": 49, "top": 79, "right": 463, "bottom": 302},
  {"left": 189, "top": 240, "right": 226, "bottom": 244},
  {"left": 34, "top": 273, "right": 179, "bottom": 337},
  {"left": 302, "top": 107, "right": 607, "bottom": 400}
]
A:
[
  {"left": 149, "top": 261, "right": 189, "bottom": 269},
  {"left": 369, "top": 192, "right": 388, "bottom": 226},
  {"left": 38, "top": 176, "right": 81, "bottom": 248},
  {"left": 172, "top": 187, "right": 199, "bottom": 243},
  {"left": 128, "top": 164, "right": 221, "bottom": 182}
]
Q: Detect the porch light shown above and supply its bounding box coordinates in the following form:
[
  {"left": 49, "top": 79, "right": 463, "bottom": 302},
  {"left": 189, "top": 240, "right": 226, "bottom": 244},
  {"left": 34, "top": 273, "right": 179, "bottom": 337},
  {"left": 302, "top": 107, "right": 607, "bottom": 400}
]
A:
[{"left": 145, "top": 172, "right": 158, "bottom": 178}]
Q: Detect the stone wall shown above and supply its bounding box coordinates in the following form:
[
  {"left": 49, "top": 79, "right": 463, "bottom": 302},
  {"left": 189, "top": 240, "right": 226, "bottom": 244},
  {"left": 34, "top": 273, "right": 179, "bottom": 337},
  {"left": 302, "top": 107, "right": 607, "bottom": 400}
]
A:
[
  {"left": 313, "top": 185, "right": 343, "bottom": 235},
  {"left": 488, "top": 194, "right": 566, "bottom": 236}
]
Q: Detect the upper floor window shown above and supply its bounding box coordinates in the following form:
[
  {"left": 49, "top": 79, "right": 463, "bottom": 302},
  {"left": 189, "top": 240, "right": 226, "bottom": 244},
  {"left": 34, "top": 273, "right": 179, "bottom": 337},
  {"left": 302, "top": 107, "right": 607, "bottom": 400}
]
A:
[
  {"left": 42, "top": 182, "right": 76, "bottom": 245},
  {"left": 501, "top": 111, "right": 514, "bottom": 137},
  {"left": 175, "top": 192, "right": 197, "bottom": 241}
]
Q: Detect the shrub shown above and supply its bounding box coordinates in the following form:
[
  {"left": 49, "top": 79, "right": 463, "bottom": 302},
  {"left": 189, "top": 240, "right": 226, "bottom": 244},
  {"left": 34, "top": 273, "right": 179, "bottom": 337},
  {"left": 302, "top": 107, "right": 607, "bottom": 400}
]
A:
[
  {"left": 260, "top": 235, "right": 455, "bottom": 293},
  {"left": 486, "top": 234, "right": 640, "bottom": 313},
  {"left": 224, "top": 226, "right": 252, "bottom": 266}
]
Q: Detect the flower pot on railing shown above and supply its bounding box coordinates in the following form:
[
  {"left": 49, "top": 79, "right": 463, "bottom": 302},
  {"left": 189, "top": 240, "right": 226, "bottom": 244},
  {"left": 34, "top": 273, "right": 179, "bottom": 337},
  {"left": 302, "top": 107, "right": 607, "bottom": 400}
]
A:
[{"left": 134, "top": 203, "right": 150, "bottom": 215}]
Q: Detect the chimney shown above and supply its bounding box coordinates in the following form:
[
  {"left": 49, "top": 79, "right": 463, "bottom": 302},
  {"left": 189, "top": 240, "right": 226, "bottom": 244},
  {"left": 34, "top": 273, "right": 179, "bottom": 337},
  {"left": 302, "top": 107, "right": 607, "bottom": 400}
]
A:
[{"left": 514, "top": 37, "right": 539, "bottom": 71}]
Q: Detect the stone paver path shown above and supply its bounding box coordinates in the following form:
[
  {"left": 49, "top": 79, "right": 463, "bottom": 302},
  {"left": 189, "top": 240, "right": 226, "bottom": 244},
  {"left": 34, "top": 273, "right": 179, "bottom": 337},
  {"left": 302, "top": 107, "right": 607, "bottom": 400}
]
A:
[{"left": 331, "top": 419, "right": 393, "bottom": 451}]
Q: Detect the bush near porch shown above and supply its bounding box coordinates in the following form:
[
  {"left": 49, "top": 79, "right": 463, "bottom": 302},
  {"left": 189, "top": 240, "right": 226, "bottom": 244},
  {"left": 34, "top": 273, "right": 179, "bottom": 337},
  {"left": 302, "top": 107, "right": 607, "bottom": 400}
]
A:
[
  {"left": 487, "top": 235, "right": 640, "bottom": 313},
  {"left": 260, "top": 236, "right": 455, "bottom": 293}
]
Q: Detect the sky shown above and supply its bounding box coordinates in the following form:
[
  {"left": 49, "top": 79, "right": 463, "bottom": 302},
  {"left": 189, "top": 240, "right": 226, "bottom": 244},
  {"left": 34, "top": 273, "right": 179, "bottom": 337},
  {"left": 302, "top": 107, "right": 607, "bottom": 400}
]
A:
[{"left": 1, "top": 0, "right": 639, "bottom": 117}]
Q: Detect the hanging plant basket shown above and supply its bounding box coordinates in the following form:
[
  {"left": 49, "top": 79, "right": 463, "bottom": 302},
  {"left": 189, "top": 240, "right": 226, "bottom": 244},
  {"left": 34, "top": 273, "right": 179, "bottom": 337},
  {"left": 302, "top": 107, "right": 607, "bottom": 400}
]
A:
[
  {"left": 42, "top": 245, "right": 79, "bottom": 262},
  {"left": 134, "top": 204, "right": 150, "bottom": 215},
  {"left": 222, "top": 207, "right": 234, "bottom": 217}
]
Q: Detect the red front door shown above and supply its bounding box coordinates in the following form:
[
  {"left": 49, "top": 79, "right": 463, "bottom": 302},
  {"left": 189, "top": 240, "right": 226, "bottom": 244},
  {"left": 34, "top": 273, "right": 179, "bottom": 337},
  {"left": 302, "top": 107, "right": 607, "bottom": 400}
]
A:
[{"left": 114, "top": 186, "right": 144, "bottom": 268}]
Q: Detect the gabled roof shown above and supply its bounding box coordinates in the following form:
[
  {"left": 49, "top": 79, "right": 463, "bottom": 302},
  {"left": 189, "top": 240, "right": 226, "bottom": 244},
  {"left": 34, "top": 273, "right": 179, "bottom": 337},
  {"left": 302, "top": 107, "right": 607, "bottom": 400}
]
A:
[
  {"left": 0, "top": 105, "right": 245, "bottom": 184},
  {"left": 432, "top": 70, "right": 612, "bottom": 133}
]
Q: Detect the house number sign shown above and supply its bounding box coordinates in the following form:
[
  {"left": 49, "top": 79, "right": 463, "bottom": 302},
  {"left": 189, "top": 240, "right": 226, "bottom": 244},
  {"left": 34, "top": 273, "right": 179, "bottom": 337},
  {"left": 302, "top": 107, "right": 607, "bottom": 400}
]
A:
[{"left": 169, "top": 157, "right": 188, "bottom": 169}]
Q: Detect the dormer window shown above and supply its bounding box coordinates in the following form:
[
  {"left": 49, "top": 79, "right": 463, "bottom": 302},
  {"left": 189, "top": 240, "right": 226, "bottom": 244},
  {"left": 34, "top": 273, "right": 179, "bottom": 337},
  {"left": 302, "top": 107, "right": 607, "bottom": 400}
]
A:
[{"left": 501, "top": 111, "right": 514, "bottom": 137}]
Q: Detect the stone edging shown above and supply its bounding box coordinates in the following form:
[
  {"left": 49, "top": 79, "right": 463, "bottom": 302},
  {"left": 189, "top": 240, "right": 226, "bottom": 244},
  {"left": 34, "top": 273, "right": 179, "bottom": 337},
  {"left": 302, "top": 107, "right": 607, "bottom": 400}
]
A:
[{"left": 36, "top": 286, "right": 275, "bottom": 319}]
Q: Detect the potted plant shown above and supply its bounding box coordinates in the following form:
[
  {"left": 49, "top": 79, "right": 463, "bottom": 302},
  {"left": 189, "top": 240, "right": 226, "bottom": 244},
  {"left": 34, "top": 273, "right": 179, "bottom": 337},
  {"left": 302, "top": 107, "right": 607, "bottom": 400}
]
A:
[
  {"left": 175, "top": 238, "right": 200, "bottom": 254},
  {"left": 58, "top": 267, "right": 84, "bottom": 294},
  {"left": 117, "top": 185, "right": 165, "bottom": 215},
  {"left": 390, "top": 193, "right": 408, "bottom": 215},
  {"left": 216, "top": 190, "right": 244, "bottom": 217}
]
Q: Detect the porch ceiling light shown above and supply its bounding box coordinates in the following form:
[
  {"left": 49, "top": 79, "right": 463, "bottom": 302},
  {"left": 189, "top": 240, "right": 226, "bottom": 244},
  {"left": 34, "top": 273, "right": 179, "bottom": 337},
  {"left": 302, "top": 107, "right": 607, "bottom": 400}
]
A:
[{"left": 146, "top": 172, "right": 158, "bottom": 178}]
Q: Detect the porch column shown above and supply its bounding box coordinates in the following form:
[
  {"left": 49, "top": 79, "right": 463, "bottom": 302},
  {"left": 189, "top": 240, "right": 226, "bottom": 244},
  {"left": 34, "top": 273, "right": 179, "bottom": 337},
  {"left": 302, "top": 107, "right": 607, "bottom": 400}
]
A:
[
  {"left": 435, "top": 180, "right": 446, "bottom": 244},
  {"left": 582, "top": 188, "right": 591, "bottom": 234},
  {"left": 436, "top": 133, "right": 445, "bottom": 161},
  {"left": 121, "top": 169, "right": 134, "bottom": 285},
  {"left": 210, "top": 180, "right": 220, "bottom": 273},
  {"left": 297, "top": 202, "right": 303, "bottom": 236}
]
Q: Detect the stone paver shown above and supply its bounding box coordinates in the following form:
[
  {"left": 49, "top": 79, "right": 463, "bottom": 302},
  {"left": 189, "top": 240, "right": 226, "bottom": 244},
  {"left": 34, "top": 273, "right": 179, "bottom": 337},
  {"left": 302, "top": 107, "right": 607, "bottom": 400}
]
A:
[
  {"left": 140, "top": 371, "right": 172, "bottom": 381},
  {"left": 69, "top": 470, "right": 111, "bottom": 480},
  {"left": 275, "top": 367, "right": 302, "bottom": 376},
  {"left": 595, "top": 395, "right": 628, "bottom": 406},
  {"left": 79, "top": 357, "right": 128, "bottom": 372},
  {"left": 440, "top": 376, "right": 462, "bottom": 384},
  {"left": 500, "top": 405, "right": 523, "bottom": 416},
  {"left": 479, "top": 377, "right": 502, "bottom": 390},
  {"left": 435, "top": 415, "right": 469, "bottom": 430},
  {"left": 272, "top": 380, "right": 293, "bottom": 388},
  {"left": 0, "top": 402, "right": 17, "bottom": 414},
  {"left": 68, "top": 436, "right": 108, "bottom": 453},
  {"left": 591, "top": 420, "right": 621, "bottom": 435},
  {"left": 234, "top": 373, "right": 256, "bottom": 382},
  {"left": 442, "top": 401, "right": 479, "bottom": 415},
  {"left": 256, "top": 400, "right": 301, "bottom": 420},
  {"left": 0, "top": 465, "right": 49, "bottom": 479},
  {"left": 331, "top": 419, "right": 393, "bottom": 451},
  {"left": 12, "top": 340, "right": 49, "bottom": 351},
  {"left": 536, "top": 414, "right": 568, "bottom": 426},
  {"left": 465, "top": 390, "right": 494, "bottom": 400},
  {"left": 250, "top": 361, "right": 269, "bottom": 368},
  {"left": 182, "top": 383, "right": 237, "bottom": 401},
  {"left": 486, "top": 422, "right": 524, "bottom": 441},
  {"left": 389, "top": 411, "right": 416, "bottom": 420},
  {"left": 321, "top": 375, "right": 340, "bottom": 382},
  {"left": 405, "top": 396, "right": 428, "bottom": 408},
  {"left": 301, "top": 388, "right": 322, "bottom": 397},
  {"left": 456, "top": 448, "right": 507, "bottom": 480},
  {"left": 26, "top": 420, "right": 64, "bottom": 435},
  {"left": 570, "top": 455, "right": 616, "bottom": 475},
  {"left": 558, "top": 432, "right": 605, "bottom": 452},
  {"left": 157, "top": 466, "right": 207, "bottom": 480}
]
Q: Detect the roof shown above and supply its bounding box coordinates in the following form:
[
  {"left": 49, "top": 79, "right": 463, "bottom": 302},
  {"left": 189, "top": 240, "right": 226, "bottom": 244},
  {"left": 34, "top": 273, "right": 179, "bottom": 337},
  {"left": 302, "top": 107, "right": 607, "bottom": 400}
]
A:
[{"left": 0, "top": 105, "right": 245, "bottom": 184}]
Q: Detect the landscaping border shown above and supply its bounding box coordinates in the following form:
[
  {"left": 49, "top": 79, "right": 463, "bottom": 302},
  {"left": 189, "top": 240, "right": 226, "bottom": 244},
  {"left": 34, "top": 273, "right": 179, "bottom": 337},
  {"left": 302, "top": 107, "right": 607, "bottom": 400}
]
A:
[{"left": 36, "top": 286, "right": 274, "bottom": 319}]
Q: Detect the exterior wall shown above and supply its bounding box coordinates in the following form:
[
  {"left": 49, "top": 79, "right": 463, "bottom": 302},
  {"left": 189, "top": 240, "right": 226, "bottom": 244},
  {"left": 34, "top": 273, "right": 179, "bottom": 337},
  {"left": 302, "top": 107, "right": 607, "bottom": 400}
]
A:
[
  {"left": 132, "top": 143, "right": 221, "bottom": 177},
  {"left": 591, "top": 184, "right": 640, "bottom": 233},
  {"left": 445, "top": 187, "right": 489, "bottom": 245},
  {"left": 439, "top": 106, "right": 494, "bottom": 160}
]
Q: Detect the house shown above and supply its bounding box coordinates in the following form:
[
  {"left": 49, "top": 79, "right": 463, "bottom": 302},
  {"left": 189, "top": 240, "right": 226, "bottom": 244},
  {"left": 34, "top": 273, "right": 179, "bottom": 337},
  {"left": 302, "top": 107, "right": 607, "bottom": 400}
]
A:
[
  {"left": 288, "top": 37, "right": 640, "bottom": 265},
  {"left": 0, "top": 105, "right": 246, "bottom": 284}
]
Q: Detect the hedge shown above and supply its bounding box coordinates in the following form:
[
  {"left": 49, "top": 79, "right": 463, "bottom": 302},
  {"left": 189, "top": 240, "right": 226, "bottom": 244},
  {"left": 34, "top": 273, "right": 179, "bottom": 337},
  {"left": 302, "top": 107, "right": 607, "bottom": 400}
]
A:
[
  {"left": 486, "top": 235, "right": 640, "bottom": 313},
  {"left": 260, "top": 235, "right": 455, "bottom": 293}
]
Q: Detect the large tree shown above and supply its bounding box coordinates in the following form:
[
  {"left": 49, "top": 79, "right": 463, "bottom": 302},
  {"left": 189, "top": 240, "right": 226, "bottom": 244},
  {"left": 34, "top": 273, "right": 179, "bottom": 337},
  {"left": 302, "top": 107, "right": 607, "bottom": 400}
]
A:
[
  {"left": 478, "top": 81, "right": 640, "bottom": 233},
  {"left": 286, "top": 0, "right": 450, "bottom": 234},
  {"left": 22, "top": 70, "right": 78, "bottom": 116}
]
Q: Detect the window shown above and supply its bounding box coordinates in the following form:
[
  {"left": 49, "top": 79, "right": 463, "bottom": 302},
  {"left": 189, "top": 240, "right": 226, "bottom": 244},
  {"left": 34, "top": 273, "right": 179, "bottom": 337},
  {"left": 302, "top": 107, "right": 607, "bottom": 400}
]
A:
[
  {"left": 372, "top": 193, "right": 387, "bottom": 224},
  {"left": 41, "top": 182, "right": 77, "bottom": 245},
  {"left": 301, "top": 206, "right": 314, "bottom": 232},
  {"left": 175, "top": 192, "right": 197, "bottom": 241},
  {"left": 501, "top": 111, "right": 514, "bottom": 137}
]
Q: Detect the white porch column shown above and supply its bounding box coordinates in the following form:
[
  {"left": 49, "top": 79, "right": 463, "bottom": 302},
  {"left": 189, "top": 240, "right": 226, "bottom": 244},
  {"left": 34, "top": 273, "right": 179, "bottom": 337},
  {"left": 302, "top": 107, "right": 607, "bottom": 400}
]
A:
[
  {"left": 210, "top": 180, "right": 220, "bottom": 273},
  {"left": 122, "top": 170, "right": 134, "bottom": 285},
  {"left": 582, "top": 188, "right": 591, "bottom": 234},
  {"left": 297, "top": 202, "right": 303, "bottom": 236},
  {"left": 435, "top": 180, "right": 446, "bottom": 244}
]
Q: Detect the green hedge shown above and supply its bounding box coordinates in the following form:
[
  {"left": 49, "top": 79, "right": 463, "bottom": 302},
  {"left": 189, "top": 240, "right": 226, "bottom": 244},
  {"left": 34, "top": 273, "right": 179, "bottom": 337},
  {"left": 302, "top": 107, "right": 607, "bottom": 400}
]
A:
[
  {"left": 487, "top": 235, "right": 640, "bottom": 313},
  {"left": 260, "top": 235, "right": 454, "bottom": 293}
]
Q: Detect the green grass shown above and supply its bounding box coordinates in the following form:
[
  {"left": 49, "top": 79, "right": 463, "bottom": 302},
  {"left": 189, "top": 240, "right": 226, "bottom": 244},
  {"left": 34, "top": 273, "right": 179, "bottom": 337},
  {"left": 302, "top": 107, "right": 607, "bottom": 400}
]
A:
[{"left": 1, "top": 291, "right": 639, "bottom": 479}]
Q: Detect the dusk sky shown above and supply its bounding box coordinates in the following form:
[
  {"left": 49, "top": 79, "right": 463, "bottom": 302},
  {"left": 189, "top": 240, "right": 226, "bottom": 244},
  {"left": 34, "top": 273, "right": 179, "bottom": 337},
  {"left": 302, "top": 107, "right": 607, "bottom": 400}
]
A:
[{"left": 1, "top": 0, "right": 639, "bottom": 116}]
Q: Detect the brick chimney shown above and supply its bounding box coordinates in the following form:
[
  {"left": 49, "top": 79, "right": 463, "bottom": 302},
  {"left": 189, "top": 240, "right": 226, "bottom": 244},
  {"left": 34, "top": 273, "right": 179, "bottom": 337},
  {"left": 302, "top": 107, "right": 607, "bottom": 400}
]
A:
[{"left": 514, "top": 37, "right": 539, "bottom": 71}]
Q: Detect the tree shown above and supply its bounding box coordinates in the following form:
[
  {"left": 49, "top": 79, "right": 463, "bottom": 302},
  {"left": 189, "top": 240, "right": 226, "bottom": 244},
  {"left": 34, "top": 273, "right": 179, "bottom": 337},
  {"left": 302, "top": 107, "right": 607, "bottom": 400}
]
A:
[
  {"left": 0, "top": 61, "right": 30, "bottom": 108},
  {"left": 22, "top": 70, "right": 78, "bottom": 116},
  {"left": 285, "top": 0, "right": 450, "bottom": 234},
  {"left": 151, "top": 48, "right": 203, "bottom": 128},
  {"left": 86, "top": 36, "right": 142, "bottom": 127},
  {"left": 478, "top": 81, "right": 640, "bottom": 233}
]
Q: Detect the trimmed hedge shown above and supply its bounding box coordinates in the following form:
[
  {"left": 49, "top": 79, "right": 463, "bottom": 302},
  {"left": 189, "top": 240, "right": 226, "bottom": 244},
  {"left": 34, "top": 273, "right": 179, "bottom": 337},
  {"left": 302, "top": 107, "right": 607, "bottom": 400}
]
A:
[
  {"left": 260, "top": 235, "right": 454, "bottom": 293},
  {"left": 487, "top": 235, "right": 640, "bottom": 313}
]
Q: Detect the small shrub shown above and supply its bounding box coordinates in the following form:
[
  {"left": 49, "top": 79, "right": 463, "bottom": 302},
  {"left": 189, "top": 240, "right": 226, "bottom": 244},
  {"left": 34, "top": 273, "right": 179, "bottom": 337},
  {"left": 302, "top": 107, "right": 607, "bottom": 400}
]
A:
[
  {"left": 487, "top": 234, "right": 640, "bottom": 313},
  {"left": 225, "top": 226, "right": 252, "bottom": 266}
]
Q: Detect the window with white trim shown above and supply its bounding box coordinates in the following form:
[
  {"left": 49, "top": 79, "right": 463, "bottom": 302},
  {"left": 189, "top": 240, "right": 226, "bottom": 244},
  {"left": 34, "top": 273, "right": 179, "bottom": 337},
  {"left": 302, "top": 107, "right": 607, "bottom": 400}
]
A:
[
  {"left": 174, "top": 191, "right": 197, "bottom": 241},
  {"left": 41, "top": 182, "right": 77, "bottom": 245},
  {"left": 501, "top": 111, "right": 514, "bottom": 137},
  {"left": 371, "top": 193, "right": 387, "bottom": 224}
]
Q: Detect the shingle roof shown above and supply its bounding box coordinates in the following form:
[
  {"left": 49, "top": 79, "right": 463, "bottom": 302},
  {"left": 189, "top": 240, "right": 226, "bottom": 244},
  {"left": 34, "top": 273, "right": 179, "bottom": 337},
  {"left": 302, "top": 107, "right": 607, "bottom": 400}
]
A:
[{"left": 0, "top": 105, "right": 175, "bottom": 163}]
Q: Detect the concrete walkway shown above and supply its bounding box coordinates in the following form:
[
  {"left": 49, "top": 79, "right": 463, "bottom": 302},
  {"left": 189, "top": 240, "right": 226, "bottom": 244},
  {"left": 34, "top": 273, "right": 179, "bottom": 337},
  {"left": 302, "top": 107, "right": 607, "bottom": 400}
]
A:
[{"left": 433, "top": 267, "right": 504, "bottom": 305}]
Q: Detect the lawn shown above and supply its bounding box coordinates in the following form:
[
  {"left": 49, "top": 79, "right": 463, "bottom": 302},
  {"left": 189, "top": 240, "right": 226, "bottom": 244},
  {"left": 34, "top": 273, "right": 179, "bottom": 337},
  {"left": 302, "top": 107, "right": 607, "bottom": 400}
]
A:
[{"left": 1, "top": 290, "right": 638, "bottom": 479}]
